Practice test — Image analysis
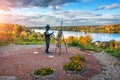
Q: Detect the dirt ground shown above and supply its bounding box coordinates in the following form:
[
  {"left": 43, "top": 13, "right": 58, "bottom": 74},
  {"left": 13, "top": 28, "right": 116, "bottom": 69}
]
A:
[{"left": 0, "top": 45, "right": 101, "bottom": 80}]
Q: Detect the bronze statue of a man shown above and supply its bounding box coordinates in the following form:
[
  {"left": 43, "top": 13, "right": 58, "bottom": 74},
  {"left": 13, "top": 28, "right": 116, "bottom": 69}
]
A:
[{"left": 44, "top": 24, "right": 54, "bottom": 53}]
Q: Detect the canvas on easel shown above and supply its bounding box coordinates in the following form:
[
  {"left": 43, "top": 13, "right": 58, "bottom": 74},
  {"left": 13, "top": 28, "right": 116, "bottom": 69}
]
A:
[{"left": 55, "top": 21, "right": 67, "bottom": 54}]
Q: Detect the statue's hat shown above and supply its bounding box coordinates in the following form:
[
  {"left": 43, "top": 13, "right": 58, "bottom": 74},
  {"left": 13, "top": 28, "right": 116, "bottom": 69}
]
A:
[{"left": 45, "top": 24, "right": 50, "bottom": 28}]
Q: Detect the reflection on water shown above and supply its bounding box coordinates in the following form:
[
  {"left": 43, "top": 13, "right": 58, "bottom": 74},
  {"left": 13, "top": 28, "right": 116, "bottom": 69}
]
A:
[{"left": 33, "top": 29, "right": 120, "bottom": 42}]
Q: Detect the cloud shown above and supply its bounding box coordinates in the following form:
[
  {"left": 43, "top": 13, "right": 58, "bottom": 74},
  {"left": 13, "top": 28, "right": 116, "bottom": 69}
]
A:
[
  {"left": 95, "top": 3, "right": 120, "bottom": 11},
  {"left": 0, "top": 0, "right": 84, "bottom": 11},
  {"left": 50, "top": 6, "right": 61, "bottom": 11},
  {"left": 0, "top": 10, "right": 120, "bottom": 26},
  {"left": 0, "top": 0, "right": 12, "bottom": 11}
]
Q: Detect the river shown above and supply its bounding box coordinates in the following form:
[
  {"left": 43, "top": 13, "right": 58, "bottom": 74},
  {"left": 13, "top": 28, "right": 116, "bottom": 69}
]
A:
[{"left": 33, "top": 29, "right": 120, "bottom": 42}]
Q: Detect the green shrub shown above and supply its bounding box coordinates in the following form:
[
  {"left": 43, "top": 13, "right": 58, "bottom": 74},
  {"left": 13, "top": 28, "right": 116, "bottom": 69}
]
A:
[
  {"left": 29, "top": 32, "right": 38, "bottom": 38},
  {"left": 70, "top": 54, "right": 85, "bottom": 61},
  {"left": 68, "top": 40, "right": 79, "bottom": 46},
  {"left": 105, "top": 49, "right": 120, "bottom": 59},
  {"left": 34, "top": 66, "right": 54, "bottom": 76},
  {"left": 63, "top": 60, "right": 85, "bottom": 71}
]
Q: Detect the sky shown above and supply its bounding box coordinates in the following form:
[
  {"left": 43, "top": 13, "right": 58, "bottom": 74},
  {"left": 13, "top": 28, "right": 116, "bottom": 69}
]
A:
[{"left": 0, "top": 0, "right": 120, "bottom": 27}]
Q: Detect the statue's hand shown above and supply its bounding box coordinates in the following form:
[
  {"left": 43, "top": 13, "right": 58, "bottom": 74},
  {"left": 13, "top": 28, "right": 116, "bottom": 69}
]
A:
[{"left": 52, "top": 31, "right": 54, "bottom": 34}]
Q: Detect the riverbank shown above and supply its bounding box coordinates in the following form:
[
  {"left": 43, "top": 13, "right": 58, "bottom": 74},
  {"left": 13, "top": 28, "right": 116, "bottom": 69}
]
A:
[{"left": 0, "top": 45, "right": 120, "bottom": 80}]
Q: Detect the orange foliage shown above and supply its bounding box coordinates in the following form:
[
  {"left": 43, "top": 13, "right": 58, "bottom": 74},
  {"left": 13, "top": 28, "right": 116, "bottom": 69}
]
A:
[
  {"left": 66, "top": 35, "right": 92, "bottom": 45},
  {"left": 79, "top": 35, "right": 92, "bottom": 45},
  {"left": 0, "top": 31, "right": 13, "bottom": 43}
]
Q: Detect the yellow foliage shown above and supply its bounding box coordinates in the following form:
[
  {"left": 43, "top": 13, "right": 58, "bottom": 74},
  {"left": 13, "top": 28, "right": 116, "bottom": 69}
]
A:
[
  {"left": 84, "top": 35, "right": 92, "bottom": 45},
  {"left": 20, "top": 31, "right": 27, "bottom": 38},
  {"left": 110, "top": 40, "right": 120, "bottom": 50},
  {"left": 66, "top": 36, "right": 74, "bottom": 44},
  {"left": 74, "top": 37, "right": 79, "bottom": 42},
  {"left": 11, "top": 31, "right": 17, "bottom": 39},
  {"left": 13, "top": 25, "right": 19, "bottom": 33}
]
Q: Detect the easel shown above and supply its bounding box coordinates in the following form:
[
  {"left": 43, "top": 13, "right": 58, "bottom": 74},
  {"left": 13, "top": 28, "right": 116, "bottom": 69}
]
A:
[{"left": 55, "top": 21, "right": 67, "bottom": 54}]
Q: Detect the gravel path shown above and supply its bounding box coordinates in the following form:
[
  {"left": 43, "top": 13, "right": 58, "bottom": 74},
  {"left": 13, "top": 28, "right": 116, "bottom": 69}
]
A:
[{"left": 90, "top": 51, "right": 120, "bottom": 80}]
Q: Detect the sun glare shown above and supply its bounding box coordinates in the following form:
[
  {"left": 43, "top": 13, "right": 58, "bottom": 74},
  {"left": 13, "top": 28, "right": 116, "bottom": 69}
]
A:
[
  {"left": 0, "top": 11, "right": 4, "bottom": 22},
  {"left": 0, "top": 15, "right": 4, "bottom": 22}
]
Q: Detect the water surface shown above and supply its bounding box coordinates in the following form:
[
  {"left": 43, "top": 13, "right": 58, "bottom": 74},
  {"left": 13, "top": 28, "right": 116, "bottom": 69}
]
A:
[{"left": 33, "top": 29, "right": 120, "bottom": 42}]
